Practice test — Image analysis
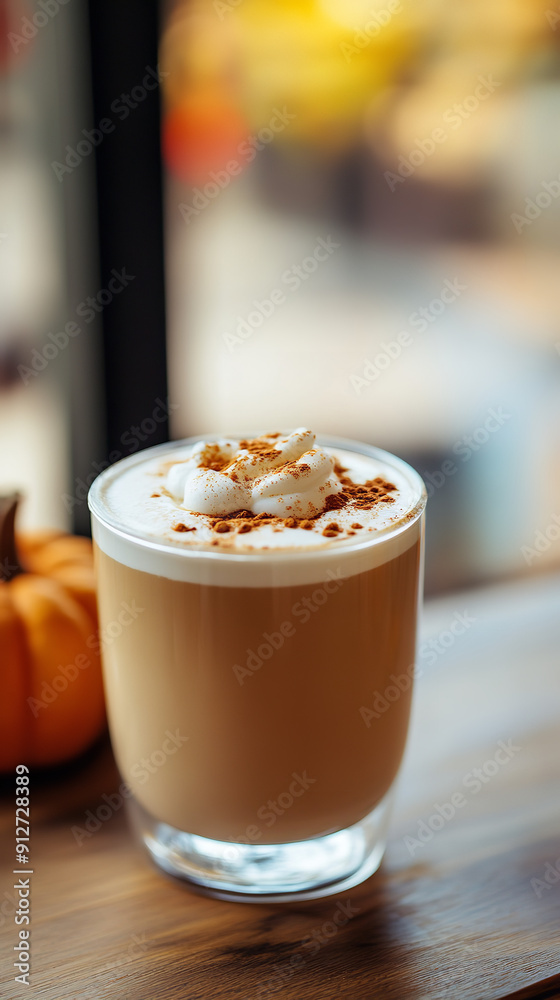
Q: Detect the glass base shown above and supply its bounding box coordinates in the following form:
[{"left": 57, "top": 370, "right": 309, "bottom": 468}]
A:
[{"left": 129, "top": 792, "right": 393, "bottom": 902}]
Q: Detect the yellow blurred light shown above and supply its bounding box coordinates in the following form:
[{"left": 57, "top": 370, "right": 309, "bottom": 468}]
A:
[
  {"left": 366, "top": 53, "right": 512, "bottom": 184},
  {"left": 159, "top": 0, "right": 552, "bottom": 164},
  {"left": 159, "top": 3, "right": 242, "bottom": 108},
  {"left": 233, "top": 0, "right": 415, "bottom": 151},
  {"left": 319, "top": 0, "right": 397, "bottom": 31}
]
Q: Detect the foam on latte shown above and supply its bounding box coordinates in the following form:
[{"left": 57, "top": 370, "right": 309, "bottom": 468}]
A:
[
  {"left": 89, "top": 429, "right": 425, "bottom": 587},
  {"left": 166, "top": 429, "right": 342, "bottom": 518}
]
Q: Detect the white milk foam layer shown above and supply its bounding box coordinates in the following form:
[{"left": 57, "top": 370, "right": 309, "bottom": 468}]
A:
[{"left": 89, "top": 436, "right": 425, "bottom": 588}]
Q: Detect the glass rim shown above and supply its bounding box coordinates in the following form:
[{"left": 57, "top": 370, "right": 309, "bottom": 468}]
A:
[{"left": 88, "top": 433, "right": 427, "bottom": 564}]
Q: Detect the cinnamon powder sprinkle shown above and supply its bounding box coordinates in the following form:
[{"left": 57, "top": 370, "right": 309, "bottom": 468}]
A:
[
  {"left": 197, "top": 443, "right": 232, "bottom": 473},
  {"left": 326, "top": 472, "right": 397, "bottom": 512},
  {"left": 172, "top": 434, "right": 399, "bottom": 537},
  {"left": 279, "top": 460, "right": 311, "bottom": 478},
  {"left": 237, "top": 438, "right": 278, "bottom": 459},
  {"left": 151, "top": 493, "right": 160, "bottom": 498}
]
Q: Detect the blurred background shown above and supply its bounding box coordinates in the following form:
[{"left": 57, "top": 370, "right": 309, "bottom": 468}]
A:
[{"left": 1, "top": 0, "right": 560, "bottom": 594}]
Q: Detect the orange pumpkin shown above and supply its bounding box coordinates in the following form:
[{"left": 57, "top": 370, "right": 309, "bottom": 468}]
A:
[{"left": 0, "top": 494, "right": 106, "bottom": 771}]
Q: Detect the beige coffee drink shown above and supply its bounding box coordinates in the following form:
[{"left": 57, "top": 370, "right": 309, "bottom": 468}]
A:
[{"left": 89, "top": 429, "right": 426, "bottom": 900}]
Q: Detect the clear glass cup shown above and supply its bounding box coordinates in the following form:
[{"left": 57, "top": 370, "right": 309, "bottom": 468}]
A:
[{"left": 88, "top": 435, "right": 426, "bottom": 902}]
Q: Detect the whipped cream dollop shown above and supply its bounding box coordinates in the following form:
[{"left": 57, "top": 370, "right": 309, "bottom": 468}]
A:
[{"left": 165, "top": 428, "right": 342, "bottom": 518}]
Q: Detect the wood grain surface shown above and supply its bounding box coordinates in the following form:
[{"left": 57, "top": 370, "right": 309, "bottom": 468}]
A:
[{"left": 1, "top": 571, "right": 559, "bottom": 1000}]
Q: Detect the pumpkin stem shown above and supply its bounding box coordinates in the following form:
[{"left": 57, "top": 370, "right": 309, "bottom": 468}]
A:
[{"left": 0, "top": 493, "right": 24, "bottom": 583}]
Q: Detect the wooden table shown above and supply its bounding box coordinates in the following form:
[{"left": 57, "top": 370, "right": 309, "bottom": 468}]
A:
[{"left": 1, "top": 572, "right": 560, "bottom": 1000}]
